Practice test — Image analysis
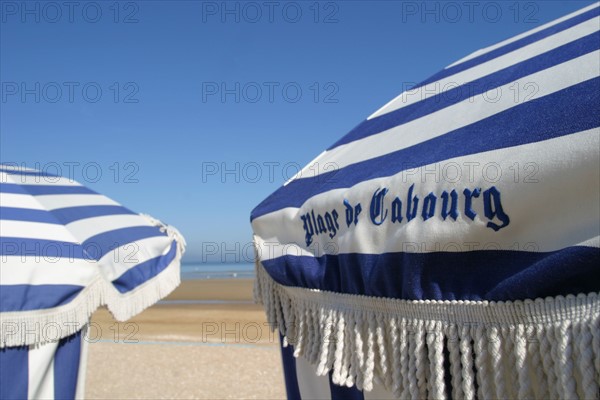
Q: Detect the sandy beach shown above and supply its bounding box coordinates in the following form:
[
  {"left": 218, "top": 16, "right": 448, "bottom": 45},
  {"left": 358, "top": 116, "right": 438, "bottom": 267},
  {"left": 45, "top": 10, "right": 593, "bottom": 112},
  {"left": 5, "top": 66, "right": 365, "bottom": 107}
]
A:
[{"left": 85, "top": 279, "right": 286, "bottom": 399}]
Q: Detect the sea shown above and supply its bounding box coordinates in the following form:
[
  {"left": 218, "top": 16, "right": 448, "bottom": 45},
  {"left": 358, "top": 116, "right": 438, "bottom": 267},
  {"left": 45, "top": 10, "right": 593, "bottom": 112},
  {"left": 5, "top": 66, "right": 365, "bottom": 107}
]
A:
[{"left": 180, "top": 262, "right": 255, "bottom": 280}]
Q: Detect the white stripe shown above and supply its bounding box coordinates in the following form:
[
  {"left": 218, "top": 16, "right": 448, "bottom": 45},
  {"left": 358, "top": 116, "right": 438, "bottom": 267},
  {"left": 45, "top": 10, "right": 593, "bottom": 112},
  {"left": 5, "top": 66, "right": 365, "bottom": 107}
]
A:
[
  {"left": 28, "top": 341, "right": 57, "bottom": 400},
  {"left": 0, "top": 257, "right": 98, "bottom": 286},
  {"left": 1, "top": 171, "right": 82, "bottom": 186},
  {"left": 0, "top": 193, "right": 45, "bottom": 209},
  {"left": 99, "top": 235, "right": 174, "bottom": 281},
  {"left": 1, "top": 214, "right": 156, "bottom": 248},
  {"left": 253, "top": 128, "right": 600, "bottom": 260},
  {"left": 578, "top": 236, "right": 600, "bottom": 248},
  {"left": 0, "top": 220, "right": 80, "bottom": 242},
  {"left": 296, "top": 51, "right": 600, "bottom": 178},
  {"left": 0, "top": 164, "right": 38, "bottom": 173},
  {"left": 284, "top": 150, "right": 327, "bottom": 186},
  {"left": 66, "top": 214, "right": 153, "bottom": 242},
  {"left": 295, "top": 354, "right": 332, "bottom": 400},
  {"left": 1, "top": 193, "right": 119, "bottom": 213},
  {"left": 35, "top": 194, "right": 120, "bottom": 210},
  {"left": 446, "top": 2, "right": 599, "bottom": 68},
  {"left": 0, "top": 223, "right": 170, "bottom": 284},
  {"left": 369, "top": 18, "right": 599, "bottom": 119}
]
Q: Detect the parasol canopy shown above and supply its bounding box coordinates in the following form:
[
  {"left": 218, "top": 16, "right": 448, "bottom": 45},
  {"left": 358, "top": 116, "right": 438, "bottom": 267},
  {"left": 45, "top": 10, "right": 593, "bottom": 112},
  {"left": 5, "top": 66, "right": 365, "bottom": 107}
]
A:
[
  {"left": 0, "top": 164, "right": 185, "bottom": 399},
  {"left": 251, "top": 3, "right": 600, "bottom": 399}
]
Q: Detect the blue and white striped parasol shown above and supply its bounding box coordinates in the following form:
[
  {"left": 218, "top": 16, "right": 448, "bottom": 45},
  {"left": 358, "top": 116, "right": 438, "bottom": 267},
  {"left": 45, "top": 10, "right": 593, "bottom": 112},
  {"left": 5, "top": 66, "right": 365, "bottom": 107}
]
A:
[
  {"left": 252, "top": 3, "right": 600, "bottom": 399},
  {"left": 0, "top": 165, "right": 185, "bottom": 399}
]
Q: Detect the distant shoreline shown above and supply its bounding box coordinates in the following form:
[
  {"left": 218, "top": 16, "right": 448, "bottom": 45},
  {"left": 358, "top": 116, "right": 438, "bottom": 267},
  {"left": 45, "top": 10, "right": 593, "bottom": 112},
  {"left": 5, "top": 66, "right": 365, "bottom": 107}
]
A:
[
  {"left": 180, "top": 262, "right": 255, "bottom": 280},
  {"left": 167, "top": 278, "right": 255, "bottom": 302}
]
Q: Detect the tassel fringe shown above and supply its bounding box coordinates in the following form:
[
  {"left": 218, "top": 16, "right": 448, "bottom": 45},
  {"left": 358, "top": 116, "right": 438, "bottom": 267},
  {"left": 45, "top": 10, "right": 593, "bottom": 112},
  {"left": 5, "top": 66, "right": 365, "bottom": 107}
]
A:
[
  {"left": 254, "top": 261, "right": 600, "bottom": 399},
  {"left": 1, "top": 214, "right": 185, "bottom": 348}
]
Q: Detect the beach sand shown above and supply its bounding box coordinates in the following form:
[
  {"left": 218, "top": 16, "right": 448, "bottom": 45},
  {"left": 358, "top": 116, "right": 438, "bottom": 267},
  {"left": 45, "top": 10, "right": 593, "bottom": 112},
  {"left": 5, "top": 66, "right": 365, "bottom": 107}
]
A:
[{"left": 85, "top": 279, "right": 286, "bottom": 399}]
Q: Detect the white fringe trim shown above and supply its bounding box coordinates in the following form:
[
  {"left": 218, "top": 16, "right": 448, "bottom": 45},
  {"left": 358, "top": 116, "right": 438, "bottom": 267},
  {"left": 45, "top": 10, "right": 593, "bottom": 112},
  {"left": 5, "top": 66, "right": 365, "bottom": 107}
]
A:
[
  {"left": 139, "top": 213, "right": 187, "bottom": 255},
  {"left": 0, "top": 214, "right": 185, "bottom": 348},
  {"left": 255, "top": 261, "right": 600, "bottom": 399}
]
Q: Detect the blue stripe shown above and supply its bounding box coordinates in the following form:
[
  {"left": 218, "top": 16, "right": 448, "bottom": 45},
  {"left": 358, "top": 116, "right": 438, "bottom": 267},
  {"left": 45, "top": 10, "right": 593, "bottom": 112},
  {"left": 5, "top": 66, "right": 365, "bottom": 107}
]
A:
[
  {"left": 0, "top": 284, "right": 84, "bottom": 312},
  {"left": 416, "top": 5, "right": 600, "bottom": 88},
  {"left": 251, "top": 77, "right": 600, "bottom": 220},
  {"left": 329, "top": 31, "right": 599, "bottom": 149},
  {"left": 82, "top": 226, "right": 166, "bottom": 260},
  {"left": 1, "top": 207, "right": 61, "bottom": 224},
  {"left": 0, "top": 183, "right": 30, "bottom": 195},
  {"left": 0, "top": 237, "right": 90, "bottom": 259},
  {"left": 279, "top": 335, "right": 302, "bottom": 400},
  {"left": 112, "top": 240, "right": 178, "bottom": 293},
  {"left": 328, "top": 372, "right": 364, "bottom": 400},
  {"left": 54, "top": 331, "right": 82, "bottom": 400},
  {"left": 0, "top": 205, "right": 134, "bottom": 224},
  {"left": 0, "top": 226, "right": 166, "bottom": 259},
  {"left": 261, "top": 247, "right": 600, "bottom": 302},
  {"left": 0, "top": 345, "right": 29, "bottom": 400},
  {"left": 0, "top": 183, "right": 96, "bottom": 195},
  {"left": 51, "top": 205, "right": 135, "bottom": 224}
]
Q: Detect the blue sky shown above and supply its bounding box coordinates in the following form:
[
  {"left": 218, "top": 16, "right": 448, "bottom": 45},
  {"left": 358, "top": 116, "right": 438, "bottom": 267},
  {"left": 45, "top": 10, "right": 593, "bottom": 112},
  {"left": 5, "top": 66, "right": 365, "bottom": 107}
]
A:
[{"left": 1, "top": 0, "right": 594, "bottom": 262}]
